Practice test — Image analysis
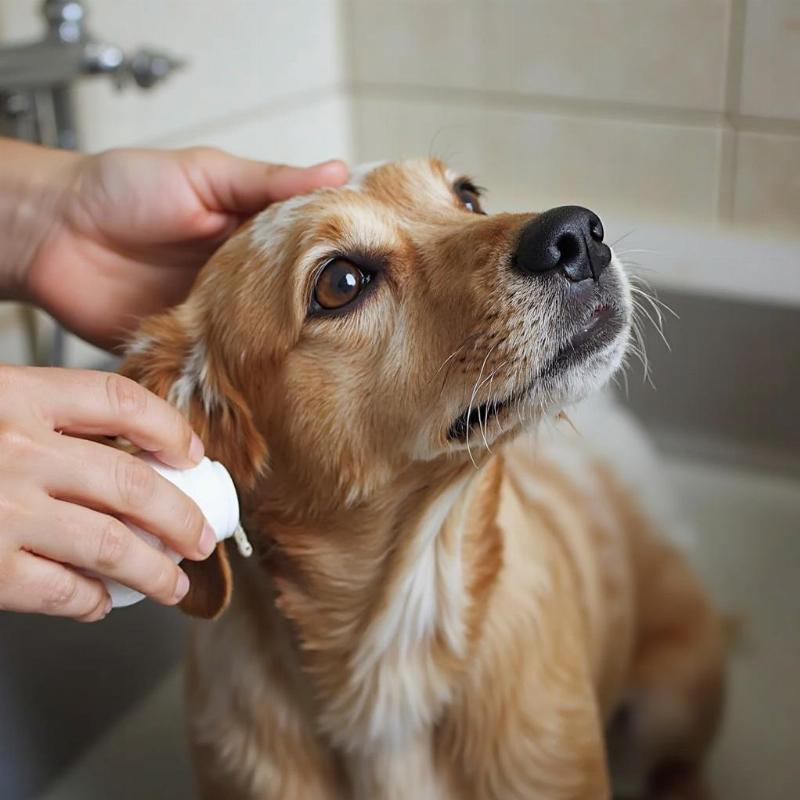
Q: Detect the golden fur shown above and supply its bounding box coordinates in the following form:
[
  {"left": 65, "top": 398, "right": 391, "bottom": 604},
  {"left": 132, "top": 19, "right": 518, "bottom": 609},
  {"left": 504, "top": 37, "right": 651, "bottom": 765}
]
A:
[{"left": 122, "top": 159, "right": 726, "bottom": 799}]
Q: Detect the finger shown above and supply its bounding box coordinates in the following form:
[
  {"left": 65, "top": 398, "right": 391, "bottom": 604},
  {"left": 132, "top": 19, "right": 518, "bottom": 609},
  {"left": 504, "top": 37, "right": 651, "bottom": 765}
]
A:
[
  {"left": 25, "top": 367, "right": 203, "bottom": 469},
  {"left": 2, "top": 551, "right": 110, "bottom": 622},
  {"left": 21, "top": 497, "right": 190, "bottom": 606},
  {"left": 43, "top": 433, "right": 214, "bottom": 561},
  {"left": 184, "top": 147, "right": 349, "bottom": 215}
]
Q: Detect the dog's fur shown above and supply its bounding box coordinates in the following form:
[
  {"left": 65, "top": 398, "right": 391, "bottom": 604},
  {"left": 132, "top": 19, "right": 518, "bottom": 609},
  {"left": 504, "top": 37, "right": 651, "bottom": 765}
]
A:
[{"left": 122, "top": 159, "right": 726, "bottom": 799}]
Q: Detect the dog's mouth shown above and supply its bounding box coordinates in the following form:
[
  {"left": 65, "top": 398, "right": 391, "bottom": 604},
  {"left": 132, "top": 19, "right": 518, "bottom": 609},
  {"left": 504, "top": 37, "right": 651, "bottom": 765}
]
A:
[
  {"left": 540, "top": 302, "right": 625, "bottom": 378},
  {"left": 447, "top": 382, "right": 533, "bottom": 442},
  {"left": 447, "top": 303, "right": 625, "bottom": 442}
]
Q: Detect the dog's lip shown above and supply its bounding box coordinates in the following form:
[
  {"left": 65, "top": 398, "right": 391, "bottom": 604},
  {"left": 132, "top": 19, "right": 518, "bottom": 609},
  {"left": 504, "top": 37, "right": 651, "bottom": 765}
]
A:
[
  {"left": 540, "top": 302, "right": 624, "bottom": 377},
  {"left": 447, "top": 304, "right": 623, "bottom": 441},
  {"left": 447, "top": 381, "right": 533, "bottom": 442},
  {"left": 569, "top": 303, "right": 615, "bottom": 349}
]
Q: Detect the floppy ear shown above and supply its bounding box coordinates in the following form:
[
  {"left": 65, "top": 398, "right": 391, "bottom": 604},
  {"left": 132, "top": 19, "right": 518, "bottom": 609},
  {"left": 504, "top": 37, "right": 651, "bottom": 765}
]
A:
[{"left": 120, "top": 305, "right": 267, "bottom": 619}]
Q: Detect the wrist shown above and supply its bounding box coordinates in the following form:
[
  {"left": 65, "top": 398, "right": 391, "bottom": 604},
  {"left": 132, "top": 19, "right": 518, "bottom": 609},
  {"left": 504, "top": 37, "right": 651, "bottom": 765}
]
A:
[{"left": 0, "top": 139, "right": 82, "bottom": 301}]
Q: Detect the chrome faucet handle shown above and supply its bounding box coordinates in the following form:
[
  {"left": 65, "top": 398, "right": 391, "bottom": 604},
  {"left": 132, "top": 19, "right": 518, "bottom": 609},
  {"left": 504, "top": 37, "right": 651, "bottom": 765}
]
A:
[
  {"left": 38, "top": 2, "right": 184, "bottom": 91},
  {"left": 125, "top": 48, "right": 185, "bottom": 90},
  {"left": 43, "top": 0, "right": 87, "bottom": 44}
]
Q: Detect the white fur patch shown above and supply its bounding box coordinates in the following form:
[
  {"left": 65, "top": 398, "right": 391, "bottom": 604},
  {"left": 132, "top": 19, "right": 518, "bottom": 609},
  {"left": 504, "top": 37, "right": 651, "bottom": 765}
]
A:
[
  {"left": 346, "top": 160, "right": 388, "bottom": 190},
  {"left": 249, "top": 193, "right": 317, "bottom": 254},
  {"left": 327, "top": 474, "right": 472, "bottom": 748},
  {"left": 125, "top": 334, "right": 152, "bottom": 357},
  {"left": 167, "top": 339, "right": 216, "bottom": 413}
]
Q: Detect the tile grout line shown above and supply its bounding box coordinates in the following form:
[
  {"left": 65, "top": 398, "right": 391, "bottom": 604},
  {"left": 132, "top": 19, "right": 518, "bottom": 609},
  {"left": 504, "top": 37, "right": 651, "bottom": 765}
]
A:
[
  {"left": 136, "top": 83, "right": 349, "bottom": 150},
  {"left": 350, "top": 81, "right": 800, "bottom": 136},
  {"left": 717, "top": 0, "right": 748, "bottom": 224}
]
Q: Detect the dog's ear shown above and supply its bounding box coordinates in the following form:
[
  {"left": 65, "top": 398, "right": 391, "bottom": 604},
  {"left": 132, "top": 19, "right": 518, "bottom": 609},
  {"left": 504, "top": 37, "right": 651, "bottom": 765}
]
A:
[{"left": 120, "top": 305, "right": 267, "bottom": 619}]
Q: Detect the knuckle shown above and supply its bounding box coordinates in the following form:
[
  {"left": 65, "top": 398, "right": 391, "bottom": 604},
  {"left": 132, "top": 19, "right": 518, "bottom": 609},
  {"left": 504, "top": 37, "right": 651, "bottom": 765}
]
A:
[
  {"left": 0, "top": 424, "right": 37, "bottom": 462},
  {"left": 42, "top": 569, "right": 80, "bottom": 612},
  {"left": 106, "top": 374, "right": 147, "bottom": 420},
  {"left": 0, "top": 493, "right": 20, "bottom": 528},
  {"left": 114, "top": 454, "right": 155, "bottom": 507},
  {"left": 95, "top": 520, "right": 129, "bottom": 570},
  {"left": 181, "top": 500, "right": 205, "bottom": 544},
  {"left": 149, "top": 559, "right": 178, "bottom": 600}
]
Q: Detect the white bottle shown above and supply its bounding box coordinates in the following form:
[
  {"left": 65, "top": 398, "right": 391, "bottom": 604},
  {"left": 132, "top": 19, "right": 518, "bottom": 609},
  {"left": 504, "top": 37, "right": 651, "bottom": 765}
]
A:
[{"left": 100, "top": 455, "right": 250, "bottom": 609}]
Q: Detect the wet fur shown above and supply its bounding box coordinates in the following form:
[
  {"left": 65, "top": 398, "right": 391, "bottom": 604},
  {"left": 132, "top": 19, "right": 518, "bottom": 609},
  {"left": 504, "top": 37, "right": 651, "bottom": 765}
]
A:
[{"left": 122, "top": 160, "right": 725, "bottom": 799}]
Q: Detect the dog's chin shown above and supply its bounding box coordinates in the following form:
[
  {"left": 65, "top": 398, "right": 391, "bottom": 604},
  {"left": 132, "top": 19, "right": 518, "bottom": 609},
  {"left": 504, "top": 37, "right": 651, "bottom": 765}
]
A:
[
  {"left": 445, "top": 310, "right": 630, "bottom": 451},
  {"left": 539, "top": 319, "right": 630, "bottom": 408},
  {"left": 538, "top": 302, "right": 630, "bottom": 402}
]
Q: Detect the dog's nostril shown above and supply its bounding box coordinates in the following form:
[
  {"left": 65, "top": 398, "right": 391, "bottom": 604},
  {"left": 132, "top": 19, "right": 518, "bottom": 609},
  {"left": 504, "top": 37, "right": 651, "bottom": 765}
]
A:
[
  {"left": 556, "top": 232, "right": 580, "bottom": 266},
  {"left": 514, "top": 205, "right": 609, "bottom": 283}
]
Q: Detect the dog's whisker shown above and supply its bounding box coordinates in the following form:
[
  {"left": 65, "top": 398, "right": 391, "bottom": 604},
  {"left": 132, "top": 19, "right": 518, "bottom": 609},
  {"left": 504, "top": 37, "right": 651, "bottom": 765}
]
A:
[
  {"left": 615, "top": 247, "right": 661, "bottom": 258},
  {"left": 465, "top": 342, "right": 499, "bottom": 468},
  {"left": 433, "top": 331, "right": 481, "bottom": 394},
  {"left": 632, "top": 294, "right": 672, "bottom": 354},
  {"left": 478, "top": 357, "right": 510, "bottom": 454},
  {"left": 630, "top": 283, "right": 678, "bottom": 321},
  {"left": 610, "top": 229, "right": 636, "bottom": 249}
]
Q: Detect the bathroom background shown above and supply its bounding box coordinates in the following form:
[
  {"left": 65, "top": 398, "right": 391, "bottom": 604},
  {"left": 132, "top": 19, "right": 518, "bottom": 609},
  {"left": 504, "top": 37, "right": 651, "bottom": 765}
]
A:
[{"left": 1, "top": 2, "right": 798, "bottom": 798}]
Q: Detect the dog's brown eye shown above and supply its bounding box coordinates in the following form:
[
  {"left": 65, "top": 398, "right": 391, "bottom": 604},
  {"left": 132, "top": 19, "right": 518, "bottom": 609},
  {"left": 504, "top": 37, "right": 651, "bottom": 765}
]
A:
[
  {"left": 313, "top": 258, "right": 366, "bottom": 310},
  {"left": 456, "top": 180, "right": 485, "bottom": 214}
]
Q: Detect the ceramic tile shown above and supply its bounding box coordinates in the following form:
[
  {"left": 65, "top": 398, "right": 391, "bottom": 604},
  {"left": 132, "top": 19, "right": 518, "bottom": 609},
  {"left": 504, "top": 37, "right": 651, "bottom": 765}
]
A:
[
  {"left": 349, "top": 0, "right": 731, "bottom": 111},
  {"left": 740, "top": 0, "right": 800, "bottom": 120},
  {"left": 354, "top": 94, "right": 723, "bottom": 223},
  {"left": 733, "top": 131, "right": 800, "bottom": 235}
]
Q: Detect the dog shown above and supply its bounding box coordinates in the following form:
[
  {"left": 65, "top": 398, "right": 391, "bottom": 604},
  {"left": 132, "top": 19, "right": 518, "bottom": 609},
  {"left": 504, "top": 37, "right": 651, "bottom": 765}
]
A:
[{"left": 122, "top": 159, "right": 726, "bottom": 799}]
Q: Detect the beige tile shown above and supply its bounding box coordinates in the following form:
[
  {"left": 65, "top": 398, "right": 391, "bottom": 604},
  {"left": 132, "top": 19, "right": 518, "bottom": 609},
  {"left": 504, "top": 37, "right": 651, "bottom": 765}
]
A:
[
  {"left": 488, "top": 0, "right": 731, "bottom": 111},
  {"left": 0, "top": 0, "right": 39, "bottom": 40},
  {"left": 740, "top": 0, "right": 800, "bottom": 120},
  {"left": 354, "top": 94, "right": 723, "bottom": 223},
  {"left": 163, "top": 90, "right": 353, "bottom": 166},
  {"left": 349, "top": 0, "right": 730, "bottom": 111},
  {"left": 732, "top": 131, "right": 800, "bottom": 235},
  {"left": 348, "top": 0, "right": 487, "bottom": 92},
  {"left": 1, "top": 0, "right": 344, "bottom": 151}
]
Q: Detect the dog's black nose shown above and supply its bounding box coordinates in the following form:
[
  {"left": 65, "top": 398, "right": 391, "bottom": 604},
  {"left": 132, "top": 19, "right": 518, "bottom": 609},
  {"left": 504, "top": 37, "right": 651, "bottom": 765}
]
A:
[{"left": 513, "top": 206, "right": 611, "bottom": 282}]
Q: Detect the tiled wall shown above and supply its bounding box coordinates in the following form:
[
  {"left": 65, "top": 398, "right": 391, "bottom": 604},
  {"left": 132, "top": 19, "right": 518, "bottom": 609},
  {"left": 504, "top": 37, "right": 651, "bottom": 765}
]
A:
[
  {"left": 1, "top": 1, "right": 798, "bottom": 369},
  {"left": 345, "top": 0, "right": 800, "bottom": 237},
  {"left": 0, "top": 0, "right": 352, "bottom": 367}
]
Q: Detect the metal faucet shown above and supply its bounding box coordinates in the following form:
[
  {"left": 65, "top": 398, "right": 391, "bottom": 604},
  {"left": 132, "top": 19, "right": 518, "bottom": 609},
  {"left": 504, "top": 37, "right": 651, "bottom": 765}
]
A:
[{"left": 0, "top": 0, "right": 184, "bottom": 364}]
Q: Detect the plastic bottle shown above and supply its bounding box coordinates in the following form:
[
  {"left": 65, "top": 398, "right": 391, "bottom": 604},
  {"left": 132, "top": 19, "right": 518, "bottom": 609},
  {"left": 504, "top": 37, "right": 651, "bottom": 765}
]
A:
[{"left": 97, "top": 454, "right": 251, "bottom": 609}]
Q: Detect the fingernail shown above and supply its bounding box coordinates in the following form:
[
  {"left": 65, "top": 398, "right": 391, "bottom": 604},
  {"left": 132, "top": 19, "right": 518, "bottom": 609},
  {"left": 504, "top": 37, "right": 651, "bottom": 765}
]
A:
[
  {"left": 314, "top": 158, "right": 347, "bottom": 171},
  {"left": 189, "top": 433, "right": 204, "bottom": 464},
  {"left": 174, "top": 570, "right": 190, "bottom": 602},
  {"left": 198, "top": 523, "right": 216, "bottom": 558}
]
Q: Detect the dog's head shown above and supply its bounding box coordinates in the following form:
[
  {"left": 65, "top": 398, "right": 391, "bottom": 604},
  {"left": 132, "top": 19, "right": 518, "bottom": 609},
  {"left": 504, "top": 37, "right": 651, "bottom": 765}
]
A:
[{"left": 123, "top": 158, "right": 631, "bottom": 616}]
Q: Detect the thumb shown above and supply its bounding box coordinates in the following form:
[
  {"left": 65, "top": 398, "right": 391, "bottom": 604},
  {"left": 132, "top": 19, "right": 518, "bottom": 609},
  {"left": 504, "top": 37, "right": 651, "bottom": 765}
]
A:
[{"left": 185, "top": 149, "right": 349, "bottom": 215}]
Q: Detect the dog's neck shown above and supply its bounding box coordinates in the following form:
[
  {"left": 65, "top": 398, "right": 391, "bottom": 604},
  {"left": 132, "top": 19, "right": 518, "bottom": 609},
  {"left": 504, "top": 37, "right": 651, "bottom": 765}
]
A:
[{"left": 244, "top": 452, "right": 504, "bottom": 751}]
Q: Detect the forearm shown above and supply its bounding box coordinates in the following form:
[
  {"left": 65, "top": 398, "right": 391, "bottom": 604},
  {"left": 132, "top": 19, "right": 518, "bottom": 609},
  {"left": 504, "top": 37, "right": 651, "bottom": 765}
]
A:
[{"left": 0, "top": 138, "right": 79, "bottom": 300}]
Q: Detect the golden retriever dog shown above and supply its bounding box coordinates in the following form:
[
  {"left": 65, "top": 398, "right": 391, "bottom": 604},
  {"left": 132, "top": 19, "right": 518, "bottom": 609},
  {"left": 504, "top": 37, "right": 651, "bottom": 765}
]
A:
[{"left": 122, "top": 159, "right": 726, "bottom": 800}]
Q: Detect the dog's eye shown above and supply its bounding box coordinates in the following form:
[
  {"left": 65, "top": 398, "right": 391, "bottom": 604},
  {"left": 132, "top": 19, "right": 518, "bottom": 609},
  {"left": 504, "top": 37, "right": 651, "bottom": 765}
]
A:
[
  {"left": 313, "top": 258, "right": 367, "bottom": 310},
  {"left": 455, "top": 180, "right": 485, "bottom": 215}
]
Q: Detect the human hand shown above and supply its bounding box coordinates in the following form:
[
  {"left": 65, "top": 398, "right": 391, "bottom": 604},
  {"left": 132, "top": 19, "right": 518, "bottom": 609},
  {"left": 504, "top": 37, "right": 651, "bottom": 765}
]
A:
[
  {"left": 20, "top": 145, "right": 348, "bottom": 349},
  {"left": 0, "top": 365, "right": 215, "bottom": 621}
]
